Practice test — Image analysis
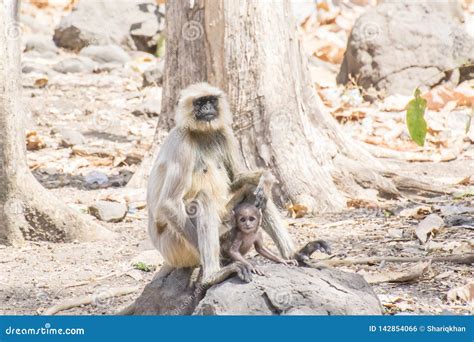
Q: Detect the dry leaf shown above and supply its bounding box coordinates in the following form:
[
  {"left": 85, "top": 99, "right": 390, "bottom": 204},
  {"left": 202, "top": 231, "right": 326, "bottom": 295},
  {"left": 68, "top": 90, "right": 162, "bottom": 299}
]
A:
[
  {"left": 312, "top": 41, "right": 345, "bottom": 64},
  {"left": 332, "top": 108, "right": 366, "bottom": 123},
  {"left": 362, "top": 261, "right": 431, "bottom": 284},
  {"left": 457, "top": 175, "right": 474, "bottom": 186},
  {"left": 347, "top": 198, "right": 378, "bottom": 209},
  {"left": 30, "top": 0, "right": 49, "bottom": 9},
  {"left": 447, "top": 281, "right": 474, "bottom": 303},
  {"left": 34, "top": 76, "right": 48, "bottom": 88},
  {"left": 26, "top": 131, "right": 45, "bottom": 151},
  {"left": 287, "top": 203, "right": 308, "bottom": 219},
  {"left": 415, "top": 214, "right": 444, "bottom": 244},
  {"left": 423, "top": 85, "right": 474, "bottom": 111},
  {"left": 399, "top": 206, "right": 431, "bottom": 219}
]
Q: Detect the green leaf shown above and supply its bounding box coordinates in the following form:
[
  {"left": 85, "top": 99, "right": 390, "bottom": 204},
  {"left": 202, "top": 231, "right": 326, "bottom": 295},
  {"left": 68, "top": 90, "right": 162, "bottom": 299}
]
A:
[
  {"left": 465, "top": 113, "right": 471, "bottom": 134},
  {"left": 406, "top": 88, "right": 427, "bottom": 146},
  {"left": 133, "top": 262, "right": 154, "bottom": 272},
  {"left": 155, "top": 34, "right": 166, "bottom": 58},
  {"left": 453, "top": 187, "right": 474, "bottom": 199}
]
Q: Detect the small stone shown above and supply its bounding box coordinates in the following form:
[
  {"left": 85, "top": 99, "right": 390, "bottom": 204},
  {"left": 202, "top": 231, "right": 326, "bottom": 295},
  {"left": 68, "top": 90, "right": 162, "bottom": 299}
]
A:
[
  {"left": 58, "top": 129, "right": 86, "bottom": 147},
  {"left": 89, "top": 200, "right": 127, "bottom": 223},
  {"left": 387, "top": 228, "right": 403, "bottom": 239},
  {"left": 132, "top": 98, "right": 161, "bottom": 117},
  {"left": 22, "top": 62, "right": 48, "bottom": 74},
  {"left": 84, "top": 171, "right": 109, "bottom": 186},
  {"left": 53, "top": 57, "right": 96, "bottom": 74},
  {"left": 24, "top": 35, "right": 58, "bottom": 54},
  {"left": 142, "top": 63, "right": 164, "bottom": 87},
  {"left": 80, "top": 45, "right": 131, "bottom": 64}
]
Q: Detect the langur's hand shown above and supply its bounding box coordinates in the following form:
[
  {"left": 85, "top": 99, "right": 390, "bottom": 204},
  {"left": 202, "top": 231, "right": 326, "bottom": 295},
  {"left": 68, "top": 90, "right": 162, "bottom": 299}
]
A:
[
  {"left": 234, "top": 262, "right": 253, "bottom": 283},
  {"left": 281, "top": 259, "right": 299, "bottom": 267},
  {"left": 250, "top": 266, "right": 266, "bottom": 276}
]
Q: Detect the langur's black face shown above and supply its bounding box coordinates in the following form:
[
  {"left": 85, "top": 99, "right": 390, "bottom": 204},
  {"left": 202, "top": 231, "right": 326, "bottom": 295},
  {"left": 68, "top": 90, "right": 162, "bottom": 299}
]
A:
[
  {"left": 235, "top": 207, "right": 260, "bottom": 234},
  {"left": 193, "top": 96, "right": 219, "bottom": 122}
]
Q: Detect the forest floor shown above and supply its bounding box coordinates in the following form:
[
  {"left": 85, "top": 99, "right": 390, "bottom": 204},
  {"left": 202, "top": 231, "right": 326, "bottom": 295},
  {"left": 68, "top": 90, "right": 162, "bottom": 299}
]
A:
[{"left": 0, "top": 1, "right": 473, "bottom": 316}]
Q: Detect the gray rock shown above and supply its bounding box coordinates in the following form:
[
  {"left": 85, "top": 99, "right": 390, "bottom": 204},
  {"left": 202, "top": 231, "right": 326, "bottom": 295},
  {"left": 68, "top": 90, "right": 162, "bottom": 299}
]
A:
[
  {"left": 89, "top": 200, "right": 127, "bottom": 223},
  {"left": 21, "top": 15, "right": 50, "bottom": 35},
  {"left": 80, "top": 45, "right": 131, "bottom": 64},
  {"left": 24, "top": 35, "right": 58, "bottom": 54},
  {"left": 22, "top": 62, "right": 48, "bottom": 74},
  {"left": 53, "top": 57, "right": 96, "bottom": 74},
  {"left": 132, "top": 98, "right": 161, "bottom": 117},
  {"left": 58, "top": 129, "right": 86, "bottom": 147},
  {"left": 53, "top": 0, "right": 164, "bottom": 52},
  {"left": 195, "top": 264, "right": 382, "bottom": 315},
  {"left": 123, "top": 262, "right": 383, "bottom": 315},
  {"left": 337, "top": 1, "right": 474, "bottom": 96},
  {"left": 130, "top": 15, "right": 162, "bottom": 53},
  {"left": 94, "top": 63, "right": 122, "bottom": 73},
  {"left": 142, "top": 63, "right": 164, "bottom": 87},
  {"left": 84, "top": 171, "right": 109, "bottom": 186},
  {"left": 444, "top": 215, "right": 474, "bottom": 229}
]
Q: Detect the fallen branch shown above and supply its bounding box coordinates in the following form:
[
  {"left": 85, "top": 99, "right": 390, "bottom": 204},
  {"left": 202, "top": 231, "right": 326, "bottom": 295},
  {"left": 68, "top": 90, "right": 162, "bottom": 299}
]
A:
[
  {"left": 55, "top": 268, "right": 133, "bottom": 297},
  {"left": 311, "top": 253, "right": 474, "bottom": 267},
  {"left": 43, "top": 286, "right": 139, "bottom": 315}
]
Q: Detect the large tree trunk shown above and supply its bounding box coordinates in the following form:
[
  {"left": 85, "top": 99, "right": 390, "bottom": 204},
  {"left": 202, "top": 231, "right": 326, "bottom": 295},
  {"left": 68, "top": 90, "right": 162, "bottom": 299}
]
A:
[
  {"left": 129, "top": 0, "right": 400, "bottom": 212},
  {"left": 0, "top": 0, "right": 113, "bottom": 245}
]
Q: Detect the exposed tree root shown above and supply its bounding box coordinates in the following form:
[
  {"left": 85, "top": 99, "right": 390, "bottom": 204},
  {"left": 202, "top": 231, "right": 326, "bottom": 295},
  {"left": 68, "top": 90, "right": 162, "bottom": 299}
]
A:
[
  {"left": 310, "top": 253, "right": 474, "bottom": 268},
  {"left": 1, "top": 173, "right": 115, "bottom": 246}
]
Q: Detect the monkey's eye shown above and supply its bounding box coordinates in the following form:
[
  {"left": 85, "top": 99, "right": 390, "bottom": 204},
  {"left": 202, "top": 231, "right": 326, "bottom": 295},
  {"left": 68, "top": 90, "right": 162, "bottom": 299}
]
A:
[
  {"left": 239, "top": 217, "right": 246, "bottom": 223},
  {"left": 249, "top": 217, "right": 256, "bottom": 222}
]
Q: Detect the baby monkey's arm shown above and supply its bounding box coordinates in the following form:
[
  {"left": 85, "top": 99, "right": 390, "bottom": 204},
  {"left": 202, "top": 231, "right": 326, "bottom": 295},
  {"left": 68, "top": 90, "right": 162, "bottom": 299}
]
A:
[
  {"left": 254, "top": 232, "right": 298, "bottom": 266},
  {"left": 228, "top": 236, "right": 265, "bottom": 276}
]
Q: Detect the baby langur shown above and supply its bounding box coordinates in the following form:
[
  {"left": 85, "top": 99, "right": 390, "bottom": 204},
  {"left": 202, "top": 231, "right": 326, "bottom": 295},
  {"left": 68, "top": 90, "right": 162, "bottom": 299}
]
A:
[
  {"left": 221, "top": 172, "right": 297, "bottom": 280},
  {"left": 221, "top": 171, "right": 331, "bottom": 281},
  {"left": 222, "top": 203, "right": 298, "bottom": 278}
]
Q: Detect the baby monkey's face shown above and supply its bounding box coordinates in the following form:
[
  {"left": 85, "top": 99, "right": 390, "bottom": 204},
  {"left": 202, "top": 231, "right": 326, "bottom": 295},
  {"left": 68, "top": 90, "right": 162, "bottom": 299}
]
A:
[{"left": 236, "top": 208, "right": 260, "bottom": 234}]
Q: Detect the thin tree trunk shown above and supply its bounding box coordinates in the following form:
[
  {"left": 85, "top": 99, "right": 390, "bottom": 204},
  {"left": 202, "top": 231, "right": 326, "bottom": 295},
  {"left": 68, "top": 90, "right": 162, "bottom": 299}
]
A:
[
  {"left": 129, "top": 0, "right": 441, "bottom": 212},
  {"left": 0, "top": 0, "right": 113, "bottom": 245}
]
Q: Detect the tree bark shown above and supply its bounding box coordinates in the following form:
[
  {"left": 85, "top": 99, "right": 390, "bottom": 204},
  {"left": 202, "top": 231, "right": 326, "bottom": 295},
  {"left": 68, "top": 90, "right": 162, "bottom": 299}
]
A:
[
  {"left": 128, "top": 0, "right": 403, "bottom": 212},
  {"left": 0, "top": 0, "right": 114, "bottom": 245}
]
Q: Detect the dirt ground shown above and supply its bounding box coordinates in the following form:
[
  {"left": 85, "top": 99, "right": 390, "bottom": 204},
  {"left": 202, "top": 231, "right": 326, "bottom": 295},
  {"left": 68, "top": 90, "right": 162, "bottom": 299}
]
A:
[{"left": 0, "top": 1, "right": 473, "bottom": 316}]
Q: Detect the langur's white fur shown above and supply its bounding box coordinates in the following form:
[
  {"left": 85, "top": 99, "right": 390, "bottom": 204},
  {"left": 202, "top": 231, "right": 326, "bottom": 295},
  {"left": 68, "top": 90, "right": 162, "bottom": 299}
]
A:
[{"left": 147, "top": 82, "right": 295, "bottom": 282}]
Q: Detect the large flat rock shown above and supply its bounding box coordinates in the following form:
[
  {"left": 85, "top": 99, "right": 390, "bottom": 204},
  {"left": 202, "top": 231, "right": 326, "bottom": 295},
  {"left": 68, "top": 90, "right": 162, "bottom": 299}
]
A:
[{"left": 123, "top": 261, "right": 383, "bottom": 315}]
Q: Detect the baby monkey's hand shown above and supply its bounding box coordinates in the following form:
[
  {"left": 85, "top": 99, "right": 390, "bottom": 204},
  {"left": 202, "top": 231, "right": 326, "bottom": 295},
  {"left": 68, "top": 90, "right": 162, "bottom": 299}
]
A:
[{"left": 281, "top": 259, "right": 299, "bottom": 267}]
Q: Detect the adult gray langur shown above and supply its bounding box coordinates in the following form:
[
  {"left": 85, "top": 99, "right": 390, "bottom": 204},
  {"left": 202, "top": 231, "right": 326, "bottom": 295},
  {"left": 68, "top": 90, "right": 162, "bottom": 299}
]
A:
[{"left": 147, "top": 82, "right": 296, "bottom": 284}]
